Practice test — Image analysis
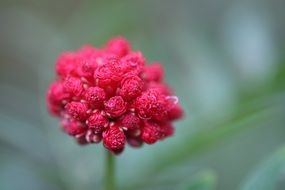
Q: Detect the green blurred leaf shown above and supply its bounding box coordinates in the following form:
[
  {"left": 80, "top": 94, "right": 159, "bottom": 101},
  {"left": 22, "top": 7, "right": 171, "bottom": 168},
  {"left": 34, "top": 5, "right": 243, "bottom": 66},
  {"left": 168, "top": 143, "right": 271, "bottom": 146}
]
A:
[
  {"left": 121, "top": 167, "right": 217, "bottom": 190},
  {"left": 184, "top": 170, "right": 217, "bottom": 190},
  {"left": 271, "top": 58, "right": 285, "bottom": 91},
  {"left": 148, "top": 96, "right": 278, "bottom": 174},
  {"left": 240, "top": 146, "right": 285, "bottom": 190}
]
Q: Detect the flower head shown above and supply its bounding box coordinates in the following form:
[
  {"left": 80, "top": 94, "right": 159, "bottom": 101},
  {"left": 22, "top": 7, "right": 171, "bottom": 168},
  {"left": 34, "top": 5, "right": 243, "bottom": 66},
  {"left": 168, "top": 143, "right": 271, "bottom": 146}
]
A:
[{"left": 47, "top": 36, "right": 183, "bottom": 154}]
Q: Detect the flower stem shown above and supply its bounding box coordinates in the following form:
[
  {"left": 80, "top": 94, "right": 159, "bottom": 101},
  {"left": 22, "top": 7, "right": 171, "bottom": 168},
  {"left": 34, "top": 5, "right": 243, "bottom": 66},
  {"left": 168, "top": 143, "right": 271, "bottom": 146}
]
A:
[{"left": 105, "top": 151, "right": 115, "bottom": 190}]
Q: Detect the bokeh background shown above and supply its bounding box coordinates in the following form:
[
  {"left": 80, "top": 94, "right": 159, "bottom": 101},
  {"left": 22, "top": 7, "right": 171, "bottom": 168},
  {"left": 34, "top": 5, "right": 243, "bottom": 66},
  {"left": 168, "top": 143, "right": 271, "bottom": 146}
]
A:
[{"left": 1, "top": 0, "right": 285, "bottom": 190}]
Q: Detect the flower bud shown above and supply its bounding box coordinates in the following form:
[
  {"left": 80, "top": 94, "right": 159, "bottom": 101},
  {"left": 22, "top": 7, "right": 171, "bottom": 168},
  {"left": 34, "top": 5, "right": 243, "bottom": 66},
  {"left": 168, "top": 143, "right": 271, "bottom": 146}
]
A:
[
  {"left": 119, "top": 75, "right": 143, "bottom": 101},
  {"left": 103, "top": 125, "right": 126, "bottom": 153},
  {"left": 142, "top": 62, "right": 164, "bottom": 82},
  {"left": 104, "top": 96, "right": 127, "bottom": 118},
  {"left": 86, "top": 111, "right": 109, "bottom": 134},
  {"left": 65, "top": 102, "right": 89, "bottom": 121},
  {"left": 141, "top": 122, "right": 162, "bottom": 144},
  {"left": 61, "top": 119, "right": 87, "bottom": 136},
  {"left": 119, "top": 113, "right": 141, "bottom": 130},
  {"left": 84, "top": 87, "right": 106, "bottom": 108},
  {"left": 106, "top": 36, "right": 130, "bottom": 57},
  {"left": 63, "top": 77, "right": 84, "bottom": 97}
]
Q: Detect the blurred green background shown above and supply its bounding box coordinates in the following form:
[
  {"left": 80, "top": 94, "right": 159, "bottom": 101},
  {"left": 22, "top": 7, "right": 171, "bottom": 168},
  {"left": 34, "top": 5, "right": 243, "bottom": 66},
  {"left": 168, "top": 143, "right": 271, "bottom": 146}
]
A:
[{"left": 0, "top": 0, "right": 285, "bottom": 190}]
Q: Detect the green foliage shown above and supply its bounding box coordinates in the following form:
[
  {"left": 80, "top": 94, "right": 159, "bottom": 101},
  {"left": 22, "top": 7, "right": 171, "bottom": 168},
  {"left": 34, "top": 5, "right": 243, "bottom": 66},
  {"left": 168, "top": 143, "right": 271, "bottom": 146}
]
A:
[
  {"left": 184, "top": 170, "right": 217, "bottom": 190},
  {"left": 240, "top": 146, "right": 285, "bottom": 190}
]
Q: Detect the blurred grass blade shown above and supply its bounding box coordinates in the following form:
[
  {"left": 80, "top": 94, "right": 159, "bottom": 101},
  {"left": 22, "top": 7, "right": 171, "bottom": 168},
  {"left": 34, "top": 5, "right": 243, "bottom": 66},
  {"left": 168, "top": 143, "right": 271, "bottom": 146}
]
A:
[
  {"left": 149, "top": 105, "right": 274, "bottom": 174},
  {"left": 240, "top": 146, "right": 285, "bottom": 190},
  {"left": 184, "top": 170, "right": 217, "bottom": 190}
]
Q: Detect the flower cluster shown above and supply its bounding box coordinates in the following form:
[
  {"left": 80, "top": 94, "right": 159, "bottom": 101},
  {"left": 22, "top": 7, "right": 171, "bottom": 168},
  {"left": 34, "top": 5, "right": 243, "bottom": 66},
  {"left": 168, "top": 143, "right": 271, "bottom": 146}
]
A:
[{"left": 47, "top": 37, "right": 183, "bottom": 154}]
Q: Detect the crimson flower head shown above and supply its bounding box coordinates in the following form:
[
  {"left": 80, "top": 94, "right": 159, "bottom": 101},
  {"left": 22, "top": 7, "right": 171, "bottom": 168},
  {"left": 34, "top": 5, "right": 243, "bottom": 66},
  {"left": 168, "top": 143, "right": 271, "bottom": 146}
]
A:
[{"left": 47, "top": 37, "right": 183, "bottom": 154}]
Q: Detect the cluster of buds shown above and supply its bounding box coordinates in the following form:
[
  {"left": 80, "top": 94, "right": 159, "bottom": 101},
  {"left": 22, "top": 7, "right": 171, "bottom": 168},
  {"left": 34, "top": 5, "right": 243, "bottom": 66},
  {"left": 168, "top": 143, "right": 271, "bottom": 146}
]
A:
[{"left": 47, "top": 37, "right": 183, "bottom": 154}]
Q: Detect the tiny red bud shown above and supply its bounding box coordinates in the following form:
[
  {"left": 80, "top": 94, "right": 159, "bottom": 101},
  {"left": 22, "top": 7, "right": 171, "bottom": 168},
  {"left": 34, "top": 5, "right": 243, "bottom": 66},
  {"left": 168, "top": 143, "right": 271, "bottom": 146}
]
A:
[
  {"left": 147, "top": 82, "right": 172, "bottom": 95},
  {"left": 119, "top": 113, "right": 141, "bottom": 130},
  {"left": 86, "top": 112, "right": 109, "bottom": 134},
  {"left": 104, "top": 96, "right": 127, "bottom": 118},
  {"left": 94, "top": 57, "right": 124, "bottom": 89},
  {"left": 135, "top": 89, "right": 167, "bottom": 121},
  {"left": 47, "top": 82, "right": 70, "bottom": 115},
  {"left": 61, "top": 119, "right": 87, "bottom": 136},
  {"left": 160, "top": 123, "right": 174, "bottom": 139},
  {"left": 63, "top": 77, "right": 84, "bottom": 97},
  {"left": 141, "top": 122, "right": 162, "bottom": 144},
  {"left": 119, "top": 75, "right": 143, "bottom": 101},
  {"left": 75, "top": 133, "right": 88, "bottom": 145},
  {"left": 127, "top": 137, "right": 143, "bottom": 148},
  {"left": 103, "top": 125, "right": 126, "bottom": 153},
  {"left": 47, "top": 82, "right": 70, "bottom": 105},
  {"left": 167, "top": 104, "right": 184, "bottom": 121},
  {"left": 84, "top": 87, "right": 106, "bottom": 108},
  {"left": 56, "top": 52, "right": 77, "bottom": 78},
  {"left": 106, "top": 36, "right": 130, "bottom": 57},
  {"left": 65, "top": 102, "right": 89, "bottom": 121},
  {"left": 121, "top": 51, "right": 145, "bottom": 74},
  {"left": 142, "top": 62, "right": 164, "bottom": 82}
]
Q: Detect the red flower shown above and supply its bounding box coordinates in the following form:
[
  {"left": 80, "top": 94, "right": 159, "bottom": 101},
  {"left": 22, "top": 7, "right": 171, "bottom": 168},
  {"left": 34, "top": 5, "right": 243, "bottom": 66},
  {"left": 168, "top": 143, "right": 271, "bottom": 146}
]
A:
[{"left": 47, "top": 36, "right": 183, "bottom": 154}]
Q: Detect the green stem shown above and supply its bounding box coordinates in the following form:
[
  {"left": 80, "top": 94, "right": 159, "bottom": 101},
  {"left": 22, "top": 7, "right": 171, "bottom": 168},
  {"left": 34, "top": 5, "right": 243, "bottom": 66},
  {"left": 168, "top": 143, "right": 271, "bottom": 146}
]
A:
[{"left": 105, "top": 151, "right": 115, "bottom": 190}]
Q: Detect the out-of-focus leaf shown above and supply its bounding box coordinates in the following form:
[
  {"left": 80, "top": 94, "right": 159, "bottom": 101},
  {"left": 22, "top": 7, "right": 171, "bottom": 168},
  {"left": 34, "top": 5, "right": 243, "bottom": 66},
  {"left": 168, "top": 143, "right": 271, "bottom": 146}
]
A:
[
  {"left": 240, "top": 146, "right": 285, "bottom": 190},
  {"left": 0, "top": 114, "right": 71, "bottom": 190},
  {"left": 183, "top": 170, "right": 217, "bottom": 190},
  {"left": 121, "top": 166, "right": 216, "bottom": 190},
  {"left": 271, "top": 58, "right": 285, "bottom": 91},
  {"left": 148, "top": 94, "right": 279, "bottom": 174},
  {"left": 121, "top": 164, "right": 195, "bottom": 190}
]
